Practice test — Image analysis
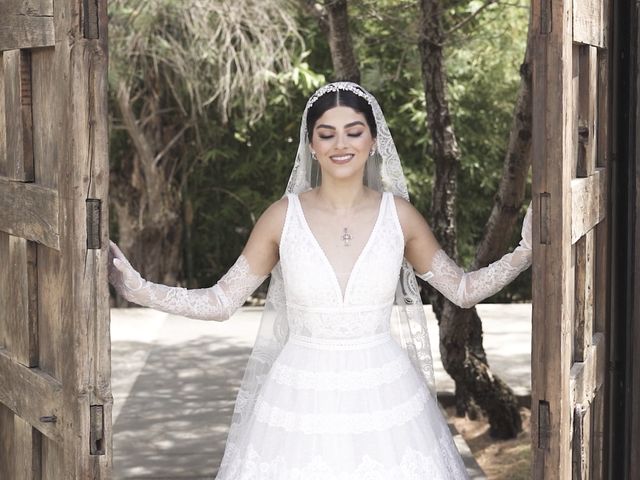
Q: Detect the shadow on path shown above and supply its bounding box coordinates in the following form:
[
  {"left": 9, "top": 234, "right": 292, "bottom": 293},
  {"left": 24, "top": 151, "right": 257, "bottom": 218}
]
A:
[{"left": 113, "top": 337, "right": 248, "bottom": 479}]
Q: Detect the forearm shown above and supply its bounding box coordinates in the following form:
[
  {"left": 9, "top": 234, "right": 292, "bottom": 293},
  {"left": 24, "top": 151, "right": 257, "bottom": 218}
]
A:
[
  {"left": 112, "top": 255, "right": 268, "bottom": 321},
  {"left": 118, "top": 280, "right": 232, "bottom": 320},
  {"left": 418, "top": 246, "right": 531, "bottom": 309}
]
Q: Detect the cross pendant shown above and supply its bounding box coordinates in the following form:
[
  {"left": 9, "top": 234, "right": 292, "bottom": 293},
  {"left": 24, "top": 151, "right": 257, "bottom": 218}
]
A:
[{"left": 341, "top": 227, "right": 352, "bottom": 246}]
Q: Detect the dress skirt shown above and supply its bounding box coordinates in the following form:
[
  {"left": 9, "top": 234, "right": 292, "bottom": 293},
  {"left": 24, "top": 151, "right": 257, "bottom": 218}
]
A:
[{"left": 217, "top": 331, "right": 468, "bottom": 479}]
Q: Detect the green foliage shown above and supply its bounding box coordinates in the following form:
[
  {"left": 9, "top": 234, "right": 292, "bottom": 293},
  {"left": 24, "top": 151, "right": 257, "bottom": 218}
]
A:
[
  {"left": 111, "top": 0, "right": 531, "bottom": 301},
  {"left": 186, "top": 53, "right": 327, "bottom": 285}
]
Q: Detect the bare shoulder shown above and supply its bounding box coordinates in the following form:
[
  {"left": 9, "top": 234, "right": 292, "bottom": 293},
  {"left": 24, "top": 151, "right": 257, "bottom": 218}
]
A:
[
  {"left": 392, "top": 195, "right": 429, "bottom": 238},
  {"left": 240, "top": 197, "right": 289, "bottom": 274},
  {"left": 252, "top": 196, "right": 289, "bottom": 242}
]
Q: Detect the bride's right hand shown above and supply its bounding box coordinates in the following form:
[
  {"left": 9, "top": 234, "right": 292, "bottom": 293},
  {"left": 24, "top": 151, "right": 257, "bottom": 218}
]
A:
[{"left": 108, "top": 240, "right": 145, "bottom": 296}]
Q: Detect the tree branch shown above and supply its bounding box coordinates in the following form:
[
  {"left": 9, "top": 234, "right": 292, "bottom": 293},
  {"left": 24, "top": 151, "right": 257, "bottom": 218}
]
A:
[
  {"left": 116, "top": 80, "right": 155, "bottom": 171},
  {"left": 445, "top": 0, "right": 498, "bottom": 36}
]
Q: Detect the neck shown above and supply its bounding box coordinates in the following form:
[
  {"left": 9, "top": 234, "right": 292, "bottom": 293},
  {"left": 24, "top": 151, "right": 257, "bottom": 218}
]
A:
[{"left": 316, "top": 175, "right": 367, "bottom": 212}]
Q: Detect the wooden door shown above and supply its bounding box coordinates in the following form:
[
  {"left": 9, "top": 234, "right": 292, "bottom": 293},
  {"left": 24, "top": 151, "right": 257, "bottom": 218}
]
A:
[
  {"left": 0, "top": 0, "right": 111, "bottom": 478},
  {"left": 531, "top": 0, "right": 611, "bottom": 478}
]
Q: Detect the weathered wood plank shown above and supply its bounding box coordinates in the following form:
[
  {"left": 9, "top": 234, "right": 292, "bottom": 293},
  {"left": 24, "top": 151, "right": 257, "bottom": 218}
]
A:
[
  {"left": 0, "top": 348, "right": 62, "bottom": 442},
  {"left": 41, "top": 434, "right": 63, "bottom": 480},
  {"left": 570, "top": 333, "right": 605, "bottom": 406},
  {"left": 47, "top": 0, "right": 112, "bottom": 476},
  {"left": 596, "top": 46, "right": 609, "bottom": 169},
  {"left": 61, "top": 2, "right": 113, "bottom": 474},
  {"left": 571, "top": 169, "right": 606, "bottom": 243},
  {"left": 571, "top": 45, "right": 580, "bottom": 179},
  {"left": 31, "top": 47, "right": 57, "bottom": 190},
  {"left": 590, "top": 388, "right": 605, "bottom": 480},
  {"left": 573, "top": 230, "right": 594, "bottom": 362},
  {"left": 14, "top": 415, "right": 42, "bottom": 480},
  {"left": 573, "top": 0, "right": 605, "bottom": 47},
  {"left": 8, "top": 237, "right": 38, "bottom": 367},
  {"left": 0, "top": 179, "right": 59, "bottom": 249},
  {"left": 577, "top": 45, "right": 598, "bottom": 177},
  {"left": 0, "top": 402, "right": 15, "bottom": 479},
  {"left": 0, "top": 0, "right": 54, "bottom": 51},
  {"left": 3, "top": 49, "right": 35, "bottom": 181},
  {"left": 572, "top": 405, "right": 587, "bottom": 480},
  {"left": 31, "top": 44, "right": 62, "bottom": 387},
  {"left": 0, "top": 408, "right": 42, "bottom": 479},
  {"left": 0, "top": 232, "right": 9, "bottom": 350},
  {"left": 0, "top": 52, "right": 6, "bottom": 177},
  {"left": 531, "top": 0, "right": 575, "bottom": 478}
]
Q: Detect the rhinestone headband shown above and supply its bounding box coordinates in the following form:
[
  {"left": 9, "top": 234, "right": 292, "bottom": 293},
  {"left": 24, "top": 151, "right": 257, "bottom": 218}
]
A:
[{"left": 306, "top": 82, "right": 374, "bottom": 108}]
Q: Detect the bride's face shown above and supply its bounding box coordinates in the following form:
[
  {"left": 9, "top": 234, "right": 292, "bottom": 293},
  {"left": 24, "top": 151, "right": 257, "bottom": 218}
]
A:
[{"left": 309, "top": 106, "right": 375, "bottom": 182}]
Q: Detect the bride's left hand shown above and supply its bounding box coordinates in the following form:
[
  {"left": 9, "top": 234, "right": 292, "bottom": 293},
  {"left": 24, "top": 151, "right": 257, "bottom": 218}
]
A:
[{"left": 108, "top": 240, "right": 144, "bottom": 294}]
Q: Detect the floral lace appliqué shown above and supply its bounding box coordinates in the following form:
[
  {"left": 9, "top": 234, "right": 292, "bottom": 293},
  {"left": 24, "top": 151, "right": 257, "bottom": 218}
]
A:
[{"left": 253, "top": 387, "right": 428, "bottom": 435}]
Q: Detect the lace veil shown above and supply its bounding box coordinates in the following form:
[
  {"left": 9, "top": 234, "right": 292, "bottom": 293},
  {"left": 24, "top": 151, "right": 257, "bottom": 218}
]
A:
[{"left": 217, "top": 82, "right": 436, "bottom": 473}]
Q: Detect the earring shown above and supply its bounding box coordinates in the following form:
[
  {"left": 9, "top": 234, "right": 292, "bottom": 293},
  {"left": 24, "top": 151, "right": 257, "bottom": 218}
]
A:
[
  {"left": 311, "top": 151, "right": 318, "bottom": 161},
  {"left": 369, "top": 148, "right": 376, "bottom": 157}
]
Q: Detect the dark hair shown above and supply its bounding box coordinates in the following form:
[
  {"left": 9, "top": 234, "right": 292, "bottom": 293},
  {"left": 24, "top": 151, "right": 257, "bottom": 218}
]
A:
[{"left": 306, "top": 88, "right": 377, "bottom": 141}]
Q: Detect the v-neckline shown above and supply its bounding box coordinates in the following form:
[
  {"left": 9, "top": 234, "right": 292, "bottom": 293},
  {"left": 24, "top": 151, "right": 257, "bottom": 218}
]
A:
[{"left": 294, "top": 192, "right": 387, "bottom": 304}]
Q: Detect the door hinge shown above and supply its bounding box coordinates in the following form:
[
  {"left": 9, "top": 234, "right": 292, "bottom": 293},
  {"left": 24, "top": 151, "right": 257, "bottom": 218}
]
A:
[
  {"left": 538, "top": 400, "right": 551, "bottom": 449},
  {"left": 83, "top": 0, "right": 99, "bottom": 39},
  {"left": 90, "top": 405, "right": 105, "bottom": 455},
  {"left": 86, "top": 199, "right": 101, "bottom": 249}
]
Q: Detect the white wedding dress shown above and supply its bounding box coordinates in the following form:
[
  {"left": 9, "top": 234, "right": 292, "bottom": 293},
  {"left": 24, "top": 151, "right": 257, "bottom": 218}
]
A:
[
  {"left": 215, "top": 191, "right": 469, "bottom": 479},
  {"left": 108, "top": 81, "right": 533, "bottom": 480}
]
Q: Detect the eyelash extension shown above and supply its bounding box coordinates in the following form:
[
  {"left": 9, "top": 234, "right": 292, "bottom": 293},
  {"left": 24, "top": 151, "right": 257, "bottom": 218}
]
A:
[{"left": 318, "top": 132, "right": 364, "bottom": 140}]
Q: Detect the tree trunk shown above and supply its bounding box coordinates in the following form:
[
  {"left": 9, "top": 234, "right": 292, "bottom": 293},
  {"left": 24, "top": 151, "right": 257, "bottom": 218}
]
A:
[
  {"left": 445, "top": 20, "right": 534, "bottom": 436},
  {"left": 418, "top": 0, "right": 532, "bottom": 438},
  {"left": 324, "top": 0, "right": 360, "bottom": 83},
  {"left": 109, "top": 81, "right": 184, "bottom": 306}
]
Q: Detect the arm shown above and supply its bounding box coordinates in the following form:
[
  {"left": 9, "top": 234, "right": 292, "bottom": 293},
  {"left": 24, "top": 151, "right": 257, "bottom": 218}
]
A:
[
  {"left": 395, "top": 197, "right": 532, "bottom": 309},
  {"left": 108, "top": 198, "right": 287, "bottom": 321}
]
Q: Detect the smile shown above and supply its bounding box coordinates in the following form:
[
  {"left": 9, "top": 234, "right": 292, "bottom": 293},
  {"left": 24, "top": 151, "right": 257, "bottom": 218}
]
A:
[{"left": 329, "top": 154, "right": 354, "bottom": 164}]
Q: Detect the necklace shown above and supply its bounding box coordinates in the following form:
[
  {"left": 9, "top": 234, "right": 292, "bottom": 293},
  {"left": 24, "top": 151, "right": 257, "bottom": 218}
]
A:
[{"left": 341, "top": 227, "right": 353, "bottom": 246}]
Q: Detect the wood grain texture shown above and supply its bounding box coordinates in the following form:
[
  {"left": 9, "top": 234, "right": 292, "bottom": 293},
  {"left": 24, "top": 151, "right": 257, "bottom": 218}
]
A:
[
  {"left": 31, "top": 48, "right": 57, "bottom": 190},
  {"left": 573, "top": 230, "right": 594, "bottom": 362},
  {"left": 0, "top": 402, "right": 15, "bottom": 479},
  {"left": 0, "top": 232, "right": 9, "bottom": 350},
  {"left": 530, "top": 0, "right": 611, "bottom": 477},
  {"left": 0, "top": 1, "right": 112, "bottom": 474},
  {"left": 14, "top": 415, "right": 42, "bottom": 480},
  {"left": 0, "top": 52, "right": 6, "bottom": 177},
  {"left": 51, "top": 0, "right": 112, "bottom": 476},
  {"left": 0, "top": 179, "right": 59, "bottom": 249},
  {"left": 0, "top": 349, "right": 62, "bottom": 442},
  {"left": 570, "top": 333, "right": 605, "bottom": 406},
  {"left": 0, "top": 0, "right": 54, "bottom": 52},
  {"left": 571, "top": 169, "right": 606, "bottom": 243},
  {"left": 577, "top": 45, "right": 598, "bottom": 177},
  {"left": 7, "top": 237, "right": 38, "bottom": 367},
  {"left": 531, "top": 1, "right": 575, "bottom": 478},
  {"left": 573, "top": 0, "right": 605, "bottom": 47}
]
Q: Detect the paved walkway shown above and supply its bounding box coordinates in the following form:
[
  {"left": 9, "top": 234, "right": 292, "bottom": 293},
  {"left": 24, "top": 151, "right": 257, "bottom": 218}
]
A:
[{"left": 110, "top": 304, "right": 531, "bottom": 479}]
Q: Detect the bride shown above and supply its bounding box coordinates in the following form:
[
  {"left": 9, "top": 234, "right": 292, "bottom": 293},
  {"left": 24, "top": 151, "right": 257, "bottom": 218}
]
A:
[{"left": 108, "top": 82, "right": 532, "bottom": 479}]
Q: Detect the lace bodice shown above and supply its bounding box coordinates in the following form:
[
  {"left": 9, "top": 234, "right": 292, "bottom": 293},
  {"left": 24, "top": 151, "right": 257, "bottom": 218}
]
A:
[
  {"left": 279, "top": 192, "right": 404, "bottom": 338},
  {"left": 107, "top": 196, "right": 531, "bottom": 324}
]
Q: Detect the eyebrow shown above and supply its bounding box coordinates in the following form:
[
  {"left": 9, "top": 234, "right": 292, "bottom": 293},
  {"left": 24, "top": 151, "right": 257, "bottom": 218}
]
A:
[{"left": 315, "top": 120, "right": 366, "bottom": 130}]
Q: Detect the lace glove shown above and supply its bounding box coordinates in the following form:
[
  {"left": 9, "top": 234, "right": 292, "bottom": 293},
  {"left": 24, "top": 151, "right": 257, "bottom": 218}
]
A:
[
  {"left": 417, "top": 204, "right": 532, "bottom": 309},
  {"left": 108, "top": 240, "right": 268, "bottom": 321}
]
